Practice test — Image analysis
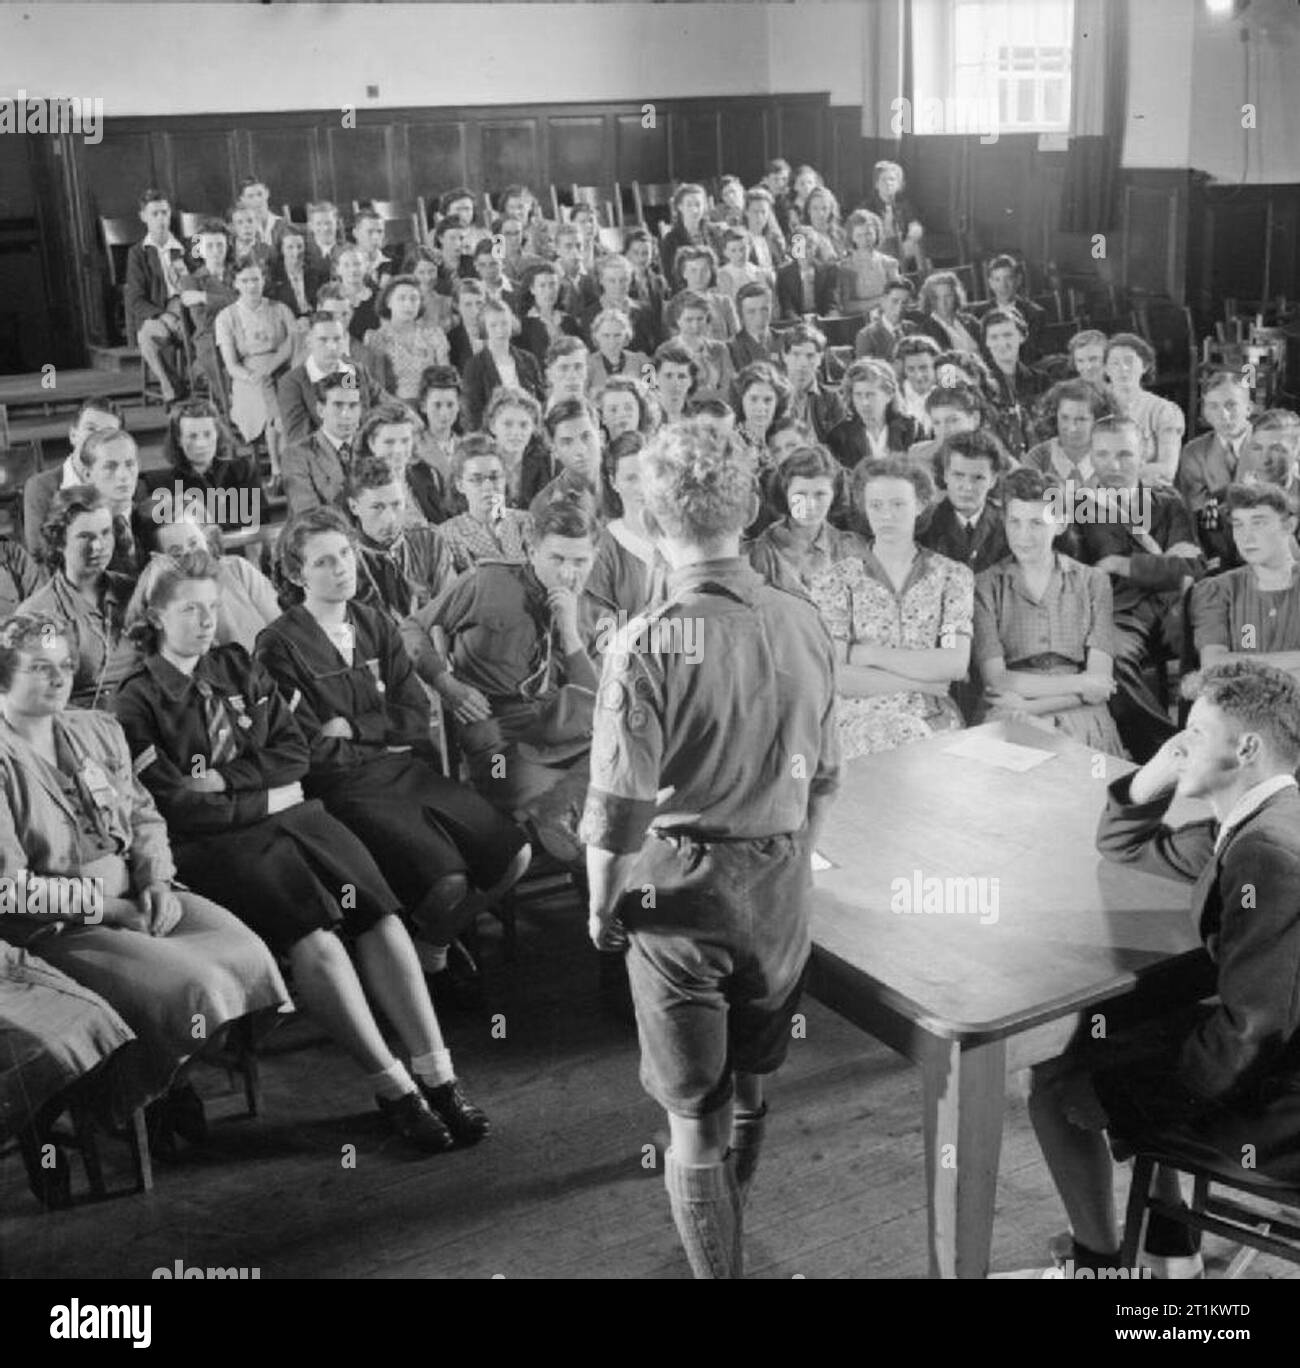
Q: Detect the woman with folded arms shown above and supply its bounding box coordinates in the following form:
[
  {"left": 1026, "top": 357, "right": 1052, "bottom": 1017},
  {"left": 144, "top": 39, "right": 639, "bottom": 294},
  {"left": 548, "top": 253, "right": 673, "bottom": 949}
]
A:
[
  {"left": 20, "top": 487, "right": 139, "bottom": 710},
  {"left": 254, "top": 508, "right": 531, "bottom": 987},
  {"left": 972, "top": 467, "right": 1123, "bottom": 752},
  {"left": 112, "top": 551, "right": 485, "bottom": 1153},
  {"left": 0, "top": 610, "right": 288, "bottom": 1150}
]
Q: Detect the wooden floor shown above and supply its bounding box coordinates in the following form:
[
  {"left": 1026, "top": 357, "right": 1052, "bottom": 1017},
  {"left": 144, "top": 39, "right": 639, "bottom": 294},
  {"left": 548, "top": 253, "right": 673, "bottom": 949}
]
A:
[{"left": 2, "top": 888, "right": 1296, "bottom": 1280}]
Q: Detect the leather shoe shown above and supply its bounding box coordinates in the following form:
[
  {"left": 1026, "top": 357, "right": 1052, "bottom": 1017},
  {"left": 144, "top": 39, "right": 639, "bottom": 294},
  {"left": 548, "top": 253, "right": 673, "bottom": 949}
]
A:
[
  {"left": 377, "top": 1090, "right": 455, "bottom": 1154},
  {"left": 419, "top": 1079, "right": 491, "bottom": 1145}
]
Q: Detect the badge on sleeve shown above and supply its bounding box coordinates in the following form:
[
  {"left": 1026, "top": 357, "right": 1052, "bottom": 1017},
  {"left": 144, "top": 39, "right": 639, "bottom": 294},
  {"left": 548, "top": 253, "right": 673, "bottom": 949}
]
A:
[{"left": 133, "top": 745, "right": 159, "bottom": 776}]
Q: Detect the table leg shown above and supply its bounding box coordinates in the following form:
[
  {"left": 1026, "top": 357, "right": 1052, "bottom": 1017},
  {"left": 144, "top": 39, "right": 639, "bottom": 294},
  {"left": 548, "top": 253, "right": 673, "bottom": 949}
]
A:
[{"left": 921, "top": 1034, "right": 1006, "bottom": 1278}]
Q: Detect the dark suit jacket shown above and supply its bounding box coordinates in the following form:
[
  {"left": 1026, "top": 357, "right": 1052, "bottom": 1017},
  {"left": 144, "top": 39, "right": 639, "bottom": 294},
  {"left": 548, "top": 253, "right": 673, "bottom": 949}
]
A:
[
  {"left": 1177, "top": 431, "right": 1244, "bottom": 567},
  {"left": 518, "top": 313, "right": 583, "bottom": 368},
  {"left": 281, "top": 431, "right": 354, "bottom": 515},
  {"left": 915, "top": 497, "right": 1009, "bottom": 576},
  {"left": 124, "top": 240, "right": 186, "bottom": 335},
  {"left": 277, "top": 362, "right": 383, "bottom": 447},
  {"left": 826, "top": 413, "right": 919, "bottom": 470},
  {"left": 1096, "top": 776, "right": 1300, "bottom": 1112},
  {"left": 854, "top": 317, "right": 914, "bottom": 360},
  {"left": 461, "top": 347, "right": 544, "bottom": 432},
  {"left": 976, "top": 294, "right": 1048, "bottom": 362},
  {"left": 775, "top": 260, "right": 838, "bottom": 321},
  {"left": 269, "top": 264, "right": 329, "bottom": 319}
]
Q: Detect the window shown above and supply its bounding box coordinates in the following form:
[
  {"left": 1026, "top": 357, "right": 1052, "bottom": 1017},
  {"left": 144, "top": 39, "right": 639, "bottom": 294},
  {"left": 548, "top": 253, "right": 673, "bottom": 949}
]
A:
[{"left": 952, "top": 0, "right": 1073, "bottom": 132}]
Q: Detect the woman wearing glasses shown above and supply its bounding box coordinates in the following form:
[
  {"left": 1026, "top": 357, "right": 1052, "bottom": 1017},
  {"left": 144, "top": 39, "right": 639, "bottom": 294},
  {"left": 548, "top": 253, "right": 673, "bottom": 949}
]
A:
[
  {"left": 435, "top": 436, "right": 531, "bottom": 575},
  {"left": 0, "top": 610, "right": 288, "bottom": 1147}
]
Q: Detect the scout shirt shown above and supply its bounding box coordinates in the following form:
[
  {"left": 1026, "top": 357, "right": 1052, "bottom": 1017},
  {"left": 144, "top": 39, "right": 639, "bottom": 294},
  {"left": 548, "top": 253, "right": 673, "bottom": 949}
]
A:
[{"left": 578, "top": 557, "right": 841, "bottom": 854}]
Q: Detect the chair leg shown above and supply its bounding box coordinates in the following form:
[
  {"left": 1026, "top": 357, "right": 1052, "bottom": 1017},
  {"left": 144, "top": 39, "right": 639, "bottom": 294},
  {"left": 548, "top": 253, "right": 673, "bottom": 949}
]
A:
[
  {"left": 1120, "top": 1154, "right": 1156, "bottom": 1267},
  {"left": 238, "top": 1016, "right": 261, "bottom": 1118},
  {"left": 127, "top": 1106, "right": 154, "bottom": 1194},
  {"left": 70, "top": 1098, "right": 106, "bottom": 1199}
]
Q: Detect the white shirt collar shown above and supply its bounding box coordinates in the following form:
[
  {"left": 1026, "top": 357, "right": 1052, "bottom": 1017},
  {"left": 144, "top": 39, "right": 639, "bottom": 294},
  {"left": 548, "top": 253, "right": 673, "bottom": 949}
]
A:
[
  {"left": 61, "top": 454, "right": 90, "bottom": 488},
  {"left": 305, "top": 355, "right": 357, "bottom": 384},
  {"left": 146, "top": 234, "right": 184, "bottom": 256},
  {"left": 1214, "top": 774, "right": 1298, "bottom": 854}
]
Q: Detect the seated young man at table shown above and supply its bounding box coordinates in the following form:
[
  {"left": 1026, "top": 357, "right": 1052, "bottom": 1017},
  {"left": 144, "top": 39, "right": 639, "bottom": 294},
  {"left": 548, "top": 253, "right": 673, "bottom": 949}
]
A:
[
  {"left": 346, "top": 452, "right": 456, "bottom": 625},
  {"left": 916, "top": 431, "right": 1009, "bottom": 576},
  {"left": 401, "top": 495, "right": 601, "bottom": 866},
  {"left": 1188, "top": 483, "right": 1300, "bottom": 677},
  {"left": 1070, "top": 415, "right": 1205, "bottom": 762},
  {"left": 1028, "top": 660, "right": 1300, "bottom": 1279}
]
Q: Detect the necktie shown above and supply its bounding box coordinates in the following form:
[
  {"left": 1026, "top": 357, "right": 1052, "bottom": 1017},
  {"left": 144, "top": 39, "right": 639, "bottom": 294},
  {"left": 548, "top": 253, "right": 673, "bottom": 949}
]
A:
[
  {"left": 196, "top": 679, "right": 239, "bottom": 767},
  {"left": 338, "top": 442, "right": 352, "bottom": 465}
]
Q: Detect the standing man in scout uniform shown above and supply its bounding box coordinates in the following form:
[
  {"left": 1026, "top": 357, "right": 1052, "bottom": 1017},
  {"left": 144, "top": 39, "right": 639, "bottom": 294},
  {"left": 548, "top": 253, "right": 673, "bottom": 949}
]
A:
[{"left": 579, "top": 419, "right": 841, "bottom": 1278}]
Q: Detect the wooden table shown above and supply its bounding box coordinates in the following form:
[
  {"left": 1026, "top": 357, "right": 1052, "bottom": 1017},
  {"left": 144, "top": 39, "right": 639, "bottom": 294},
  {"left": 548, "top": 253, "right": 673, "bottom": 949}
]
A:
[{"left": 807, "top": 720, "right": 1208, "bottom": 1279}]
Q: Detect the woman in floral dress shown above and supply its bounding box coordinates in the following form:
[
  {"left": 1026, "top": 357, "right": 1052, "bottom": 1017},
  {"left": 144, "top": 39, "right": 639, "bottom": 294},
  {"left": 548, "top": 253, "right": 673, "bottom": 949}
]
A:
[{"left": 810, "top": 456, "right": 973, "bottom": 760}]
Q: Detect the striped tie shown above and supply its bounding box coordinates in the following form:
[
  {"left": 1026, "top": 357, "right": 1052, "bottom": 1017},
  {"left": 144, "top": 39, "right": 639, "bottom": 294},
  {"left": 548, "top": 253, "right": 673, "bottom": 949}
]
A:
[{"left": 196, "top": 678, "right": 239, "bottom": 767}]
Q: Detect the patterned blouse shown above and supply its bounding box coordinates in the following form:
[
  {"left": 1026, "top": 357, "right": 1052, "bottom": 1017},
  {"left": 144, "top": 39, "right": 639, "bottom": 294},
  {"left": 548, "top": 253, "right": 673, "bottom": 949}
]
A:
[
  {"left": 364, "top": 320, "right": 452, "bottom": 401},
  {"left": 810, "top": 546, "right": 973, "bottom": 759},
  {"left": 438, "top": 509, "right": 532, "bottom": 574}
]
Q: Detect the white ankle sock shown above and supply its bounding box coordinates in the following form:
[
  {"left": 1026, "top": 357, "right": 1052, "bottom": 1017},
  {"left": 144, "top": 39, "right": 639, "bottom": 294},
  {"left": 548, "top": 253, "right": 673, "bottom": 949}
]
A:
[
  {"left": 409, "top": 1048, "right": 455, "bottom": 1087},
  {"left": 367, "top": 1059, "right": 416, "bottom": 1101}
]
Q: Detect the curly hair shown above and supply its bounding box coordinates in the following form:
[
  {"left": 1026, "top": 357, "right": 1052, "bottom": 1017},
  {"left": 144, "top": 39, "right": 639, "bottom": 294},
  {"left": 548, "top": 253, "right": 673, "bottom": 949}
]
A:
[
  {"left": 1180, "top": 660, "right": 1300, "bottom": 764},
  {"left": 733, "top": 361, "right": 791, "bottom": 425},
  {"left": 39, "top": 485, "right": 120, "bottom": 576},
  {"left": 0, "top": 613, "right": 72, "bottom": 691},
  {"left": 855, "top": 455, "right": 934, "bottom": 511},
  {"left": 770, "top": 444, "right": 844, "bottom": 519},
  {"left": 639, "top": 419, "right": 757, "bottom": 543}
]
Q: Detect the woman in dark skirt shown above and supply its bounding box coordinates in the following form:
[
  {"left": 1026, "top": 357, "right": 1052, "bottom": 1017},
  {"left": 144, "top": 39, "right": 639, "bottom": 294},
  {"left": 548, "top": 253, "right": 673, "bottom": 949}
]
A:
[
  {"left": 253, "top": 507, "right": 531, "bottom": 975},
  {"left": 113, "top": 549, "right": 491, "bottom": 1152}
]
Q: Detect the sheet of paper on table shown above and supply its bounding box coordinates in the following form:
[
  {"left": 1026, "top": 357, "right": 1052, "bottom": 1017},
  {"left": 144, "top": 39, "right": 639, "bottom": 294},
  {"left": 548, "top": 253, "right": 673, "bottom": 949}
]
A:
[
  {"left": 942, "top": 732, "right": 1057, "bottom": 773},
  {"left": 811, "top": 850, "right": 834, "bottom": 872}
]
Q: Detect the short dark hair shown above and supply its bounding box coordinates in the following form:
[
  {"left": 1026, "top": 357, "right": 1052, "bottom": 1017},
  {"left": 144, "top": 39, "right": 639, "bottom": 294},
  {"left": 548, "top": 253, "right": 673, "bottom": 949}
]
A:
[
  {"left": 531, "top": 490, "right": 600, "bottom": 543},
  {"left": 1181, "top": 660, "right": 1300, "bottom": 766},
  {"left": 771, "top": 444, "right": 843, "bottom": 517},
  {"left": 276, "top": 506, "right": 356, "bottom": 604},
  {"left": 347, "top": 452, "right": 405, "bottom": 499},
  {"left": 313, "top": 371, "right": 364, "bottom": 406},
  {"left": 1224, "top": 481, "right": 1292, "bottom": 519},
  {"left": 937, "top": 429, "right": 1005, "bottom": 475},
  {"left": 1000, "top": 466, "right": 1060, "bottom": 507},
  {"left": 980, "top": 306, "right": 1028, "bottom": 340},
  {"left": 417, "top": 364, "right": 463, "bottom": 407},
  {"left": 138, "top": 187, "right": 169, "bottom": 209},
  {"left": 164, "top": 398, "right": 236, "bottom": 473},
  {"left": 545, "top": 395, "right": 599, "bottom": 439},
  {"left": 1105, "top": 332, "right": 1156, "bottom": 377},
  {"left": 377, "top": 274, "right": 425, "bottom": 320},
  {"left": 782, "top": 323, "right": 827, "bottom": 354},
  {"left": 357, "top": 402, "right": 418, "bottom": 457},
  {"left": 1044, "top": 377, "right": 1109, "bottom": 419}
]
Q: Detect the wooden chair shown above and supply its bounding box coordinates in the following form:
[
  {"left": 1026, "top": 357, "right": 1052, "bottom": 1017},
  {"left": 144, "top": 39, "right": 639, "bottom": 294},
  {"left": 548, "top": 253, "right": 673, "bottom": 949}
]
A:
[
  {"left": 1121, "top": 1144, "right": 1300, "bottom": 1278},
  {"left": 358, "top": 198, "right": 429, "bottom": 243},
  {"left": 815, "top": 315, "right": 867, "bottom": 349},
  {"left": 282, "top": 203, "right": 308, "bottom": 227},
  {"left": 0, "top": 441, "right": 42, "bottom": 543},
  {"left": 551, "top": 185, "right": 615, "bottom": 228},
  {"left": 10, "top": 1092, "right": 152, "bottom": 1211},
  {"left": 614, "top": 182, "right": 639, "bottom": 229},
  {"left": 633, "top": 181, "right": 677, "bottom": 233},
  {"left": 99, "top": 215, "right": 145, "bottom": 345}
]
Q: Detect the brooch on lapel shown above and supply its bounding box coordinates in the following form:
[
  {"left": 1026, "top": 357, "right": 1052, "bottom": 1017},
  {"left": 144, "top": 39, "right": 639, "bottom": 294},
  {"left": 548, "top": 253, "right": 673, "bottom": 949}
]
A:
[{"left": 366, "top": 658, "right": 386, "bottom": 694}]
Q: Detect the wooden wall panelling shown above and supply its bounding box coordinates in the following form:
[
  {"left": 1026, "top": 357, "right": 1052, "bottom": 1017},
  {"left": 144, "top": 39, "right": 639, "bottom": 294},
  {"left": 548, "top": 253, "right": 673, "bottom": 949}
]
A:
[
  {"left": 1121, "top": 173, "right": 1188, "bottom": 303},
  {"left": 614, "top": 111, "right": 670, "bottom": 187},
  {"left": 480, "top": 119, "right": 539, "bottom": 195},
  {"left": 547, "top": 114, "right": 610, "bottom": 193},
  {"left": 324, "top": 122, "right": 397, "bottom": 208},
  {"left": 718, "top": 105, "right": 768, "bottom": 186},
  {"left": 407, "top": 120, "right": 472, "bottom": 206},
  {"left": 772, "top": 100, "right": 824, "bottom": 173},
  {"left": 242, "top": 125, "right": 323, "bottom": 211},
  {"left": 82, "top": 130, "right": 157, "bottom": 219},
  {"left": 164, "top": 129, "right": 238, "bottom": 217},
  {"left": 669, "top": 110, "right": 720, "bottom": 184}
]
